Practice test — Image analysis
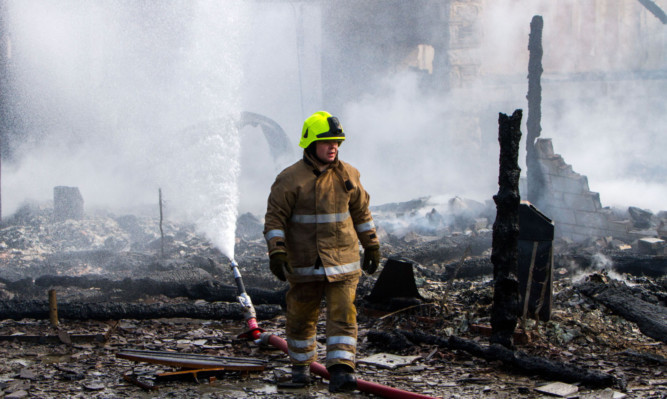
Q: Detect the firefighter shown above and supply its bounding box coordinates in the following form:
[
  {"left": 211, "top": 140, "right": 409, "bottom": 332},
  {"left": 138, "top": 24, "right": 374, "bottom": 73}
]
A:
[{"left": 263, "top": 111, "right": 381, "bottom": 392}]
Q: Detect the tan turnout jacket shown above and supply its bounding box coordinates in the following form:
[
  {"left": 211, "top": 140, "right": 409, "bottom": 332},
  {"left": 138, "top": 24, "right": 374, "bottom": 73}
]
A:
[{"left": 264, "top": 153, "right": 379, "bottom": 283}]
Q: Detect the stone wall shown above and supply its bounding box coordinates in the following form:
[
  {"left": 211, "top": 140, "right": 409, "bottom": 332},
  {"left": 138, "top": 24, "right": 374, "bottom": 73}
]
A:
[
  {"left": 447, "top": 0, "right": 483, "bottom": 88},
  {"left": 532, "top": 138, "right": 632, "bottom": 242}
]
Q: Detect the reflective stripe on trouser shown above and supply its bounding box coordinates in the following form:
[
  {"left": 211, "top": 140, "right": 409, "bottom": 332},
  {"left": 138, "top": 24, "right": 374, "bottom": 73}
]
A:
[{"left": 285, "top": 275, "right": 359, "bottom": 369}]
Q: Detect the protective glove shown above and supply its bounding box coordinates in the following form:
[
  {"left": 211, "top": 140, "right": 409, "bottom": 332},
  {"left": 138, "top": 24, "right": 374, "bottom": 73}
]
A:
[
  {"left": 269, "top": 252, "right": 292, "bottom": 281},
  {"left": 362, "top": 245, "right": 381, "bottom": 275}
]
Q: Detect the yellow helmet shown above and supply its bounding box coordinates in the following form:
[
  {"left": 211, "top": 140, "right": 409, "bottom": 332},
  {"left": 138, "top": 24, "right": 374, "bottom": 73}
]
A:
[{"left": 299, "top": 111, "right": 345, "bottom": 149}]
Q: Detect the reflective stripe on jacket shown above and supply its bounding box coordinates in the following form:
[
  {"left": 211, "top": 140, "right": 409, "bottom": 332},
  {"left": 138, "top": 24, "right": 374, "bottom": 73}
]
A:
[{"left": 264, "top": 153, "right": 379, "bottom": 283}]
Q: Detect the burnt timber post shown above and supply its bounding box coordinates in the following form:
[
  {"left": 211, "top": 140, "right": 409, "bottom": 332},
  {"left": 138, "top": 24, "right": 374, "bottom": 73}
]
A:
[
  {"left": 491, "top": 109, "right": 523, "bottom": 349},
  {"left": 526, "top": 15, "right": 544, "bottom": 207},
  {"left": 48, "top": 289, "right": 58, "bottom": 326}
]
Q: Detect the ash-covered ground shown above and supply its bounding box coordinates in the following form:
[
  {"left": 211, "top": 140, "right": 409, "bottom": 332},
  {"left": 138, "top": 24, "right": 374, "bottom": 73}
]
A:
[{"left": 0, "top": 197, "right": 665, "bottom": 398}]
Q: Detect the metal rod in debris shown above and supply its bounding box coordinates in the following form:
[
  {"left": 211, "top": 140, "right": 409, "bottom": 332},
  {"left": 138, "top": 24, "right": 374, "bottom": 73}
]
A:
[{"left": 48, "top": 289, "right": 58, "bottom": 326}]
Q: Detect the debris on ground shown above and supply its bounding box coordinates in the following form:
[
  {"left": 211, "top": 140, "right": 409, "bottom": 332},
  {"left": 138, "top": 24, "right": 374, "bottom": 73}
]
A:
[{"left": 0, "top": 200, "right": 664, "bottom": 398}]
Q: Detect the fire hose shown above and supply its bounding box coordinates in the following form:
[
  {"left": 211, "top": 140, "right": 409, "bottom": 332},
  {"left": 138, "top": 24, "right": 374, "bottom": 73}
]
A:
[{"left": 228, "top": 259, "right": 440, "bottom": 399}]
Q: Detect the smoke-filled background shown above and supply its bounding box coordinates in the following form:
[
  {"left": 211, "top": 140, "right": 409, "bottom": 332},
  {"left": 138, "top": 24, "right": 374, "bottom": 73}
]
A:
[
  {"left": 0, "top": 1, "right": 248, "bottom": 256},
  {"left": 0, "top": 0, "right": 665, "bottom": 253}
]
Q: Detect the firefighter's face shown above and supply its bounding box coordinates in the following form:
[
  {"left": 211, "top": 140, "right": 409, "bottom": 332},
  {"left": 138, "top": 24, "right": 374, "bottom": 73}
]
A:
[{"left": 315, "top": 140, "right": 339, "bottom": 163}]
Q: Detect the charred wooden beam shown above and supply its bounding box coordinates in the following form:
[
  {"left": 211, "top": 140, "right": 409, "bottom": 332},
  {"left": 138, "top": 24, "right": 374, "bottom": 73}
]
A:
[
  {"left": 0, "top": 300, "right": 282, "bottom": 321},
  {"left": 577, "top": 276, "right": 667, "bottom": 344},
  {"left": 9, "top": 275, "right": 287, "bottom": 306},
  {"left": 491, "top": 109, "right": 523, "bottom": 348},
  {"left": 619, "top": 349, "right": 667, "bottom": 365},
  {"left": 447, "top": 335, "right": 621, "bottom": 389},
  {"left": 186, "top": 280, "right": 287, "bottom": 306},
  {"left": 367, "top": 330, "right": 622, "bottom": 389},
  {"left": 526, "top": 15, "right": 546, "bottom": 205}
]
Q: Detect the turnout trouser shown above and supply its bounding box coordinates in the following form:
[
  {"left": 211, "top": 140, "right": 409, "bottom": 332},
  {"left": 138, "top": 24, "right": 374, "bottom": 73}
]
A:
[{"left": 285, "top": 275, "right": 359, "bottom": 370}]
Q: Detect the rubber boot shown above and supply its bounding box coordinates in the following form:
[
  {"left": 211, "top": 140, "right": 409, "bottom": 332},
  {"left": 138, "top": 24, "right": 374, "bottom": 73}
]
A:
[
  {"left": 292, "top": 364, "right": 311, "bottom": 385},
  {"left": 328, "top": 364, "right": 357, "bottom": 393}
]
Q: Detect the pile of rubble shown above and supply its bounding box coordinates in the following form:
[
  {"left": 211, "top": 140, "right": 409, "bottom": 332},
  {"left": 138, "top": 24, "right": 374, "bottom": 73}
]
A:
[{"left": 0, "top": 198, "right": 664, "bottom": 398}]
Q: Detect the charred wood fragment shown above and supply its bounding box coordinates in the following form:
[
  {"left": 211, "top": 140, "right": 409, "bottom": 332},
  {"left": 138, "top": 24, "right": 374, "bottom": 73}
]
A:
[
  {"left": 491, "top": 109, "right": 523, "bottom": 348},
  {"left": 367, "top": 330, "right": 622, "bottom": 389},
  {"left": 365, "top": 329, "right": 419, "bottom": 351},
  {"left": 577, "top": 276, "right": 667, "bottom": 343},
  {"left": 619, "top": 349, "right": 667, "bottom": 365},
  {"left": 123, "top": 374, "right": 159, "bottom": 392},
  {"left": 439, "top": 257, "right": 493, "bottom": 280},
  {"left": 397, "top": 233, "right": 493, "bottom": 266},
  {"left": 0, "top": 300, "right": 282, "bottom": 321}
]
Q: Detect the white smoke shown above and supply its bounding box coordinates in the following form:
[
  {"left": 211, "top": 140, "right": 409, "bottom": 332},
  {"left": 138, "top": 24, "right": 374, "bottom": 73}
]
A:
[
  {"left": 572, "top": 252, "right": 630, "bottom": 284},
  {"left": 3, "top": 1, "right": 248, "bottom": 258},
  {"left": 2, "top": 1, "right": 665, "bottom": 254}
]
